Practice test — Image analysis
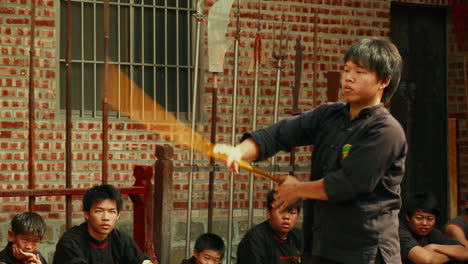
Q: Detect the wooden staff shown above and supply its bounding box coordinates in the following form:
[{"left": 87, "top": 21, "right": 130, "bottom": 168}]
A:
[{"left": 107, "top": 64, "right": 287, "bottom": 184}]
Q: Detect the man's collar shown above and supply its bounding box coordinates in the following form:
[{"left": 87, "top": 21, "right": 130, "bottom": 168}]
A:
[{"left": 345, "top": 103, "right": 384, "bottom": 119}]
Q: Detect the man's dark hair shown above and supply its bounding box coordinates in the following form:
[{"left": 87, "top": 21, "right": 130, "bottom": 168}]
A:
[
  {"left": 267, "top": 189, "right": 302, "bottom": 213},
  {"left": 194, "top": 233, "right": 225, "bottom": 258},
  {"left": 11, "top": 212, "right": 47, "bottom": 239},
  {"left": 83, "top": 184, "right": 123, "bottom": 212},
  {"left": 344, "top": 37, "right": 403, "bottom": 103},
  {"left": 403, "top": 192, "right": 440, "bottom": 218}
]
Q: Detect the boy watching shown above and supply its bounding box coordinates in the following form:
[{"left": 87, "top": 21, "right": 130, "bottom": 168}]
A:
[
  {"left": 236, "top": 190, "right": 302, "bottom": 264},
  {"left": 52, "top": 184, "right": 153, "bottom": 264},
  {"left": 0, "top": 212, "right": 48, "bottom": 264},
  {"left": 400, "top": 192, "right": 468, "bottom": 264},
  {"left": 181, "top": 233, "right": 225, "bottom": 264}
]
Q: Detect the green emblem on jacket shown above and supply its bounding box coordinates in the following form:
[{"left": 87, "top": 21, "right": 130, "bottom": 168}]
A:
[{"left": 342, "top": 144, "right": 352, "bottom": 159}]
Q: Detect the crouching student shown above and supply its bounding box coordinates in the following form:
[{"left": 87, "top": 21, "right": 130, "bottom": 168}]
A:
[
  {"left": 52, "top": 184, "right": 153, "bottom": 264},
  {"left": 0, "top": 212, "right": 48, "bottom": 264},
  {"left": 400, "top": 192, "right": 468, "bottom": 264},
  {"left": 236, "top": 190, "right": 303, "bottom": 264},
  {"left": 180, "top": 233, "right": 225, "bottom": 264}
]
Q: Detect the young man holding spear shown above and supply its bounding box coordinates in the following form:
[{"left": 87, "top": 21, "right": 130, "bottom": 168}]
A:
[{"left": 214, "top": 37, "right": 406, "bottom": 264}]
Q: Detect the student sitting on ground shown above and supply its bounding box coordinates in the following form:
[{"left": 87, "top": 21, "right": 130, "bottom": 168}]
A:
[
  {"left": 400, "top": 192, "right": 468, "bottom": 264},
  {"left": 236, "top": 189, "right": 303, "bottom": 264},
  {"left": 180, "top": 233, "right": 225, "bottom": 264},
  {"left": 443, "top": 206, "right": 468, "bottom": 248},
  {"left": 53, "top": 184, "right": 153, "bottom": 264},
  {"left": 0, "top": 212, "right": 48, "bottom": 264}
]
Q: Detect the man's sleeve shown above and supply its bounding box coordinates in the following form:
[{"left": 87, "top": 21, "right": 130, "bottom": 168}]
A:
[
  {"left": 246, "top": 104, "right": 328, "bottom": 161},
  {"left": 399, "top": 222, "right": 420, "bottom": 259},
  {"left": 236, "top": 233, "right": 268, "bottom": 264},
  {"left": 52, "top": 236, "right": 87, "bottom": 264},
  {"left": 324, "top": 118, "right": 407, "bottom": 202}
]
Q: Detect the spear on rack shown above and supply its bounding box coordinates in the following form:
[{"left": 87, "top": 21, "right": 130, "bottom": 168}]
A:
[
  {"left": 185, "top": 0, "right": 205, "bottom": 259},
  {"left": 269, "top": 11, "right": 289, "bottom": 188},
  {"left": 246, "top": 0, "right": 264, "bottom": 228},
  {"left": 289, "top": 38, "right": 303, "bottom": 176},
  {"left": 206, "top": 0, "right": 235, "bottom": 236}
]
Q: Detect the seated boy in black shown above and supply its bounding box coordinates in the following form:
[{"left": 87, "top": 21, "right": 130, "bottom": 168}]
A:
[
  {"left": 400, "top": 192, "right": 468, "bottom": 264},
  {"left": 236, "top": 190, "right": 303, "bottom": 264},
  {"left": 180, "top": 233, "right": 225, "bottom": 264},
  {"left": 52, "top": 184, "right": 153, "bottom": 264},
  {"left": 0, "top": 212, "right": 48, "bottom": 264}
]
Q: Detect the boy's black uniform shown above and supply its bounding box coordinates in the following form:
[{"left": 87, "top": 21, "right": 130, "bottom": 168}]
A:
[
  {"left": 246, "top": 103, "right": 407, "bottom": 264},
  {"left": 53, "top": 222, "right": 150, "bottom": 264},
  {"left": 180, "top": 256, "right": 196, "bottom": 264},
  {"left": 237, "top": 220, "right": 302, "bottom": 264},
  {"left": 399, "top": 220, "right": 463, "bottom": 264},
  {"left": 0, "top": 242, "right": 48, "bottom": 264}
]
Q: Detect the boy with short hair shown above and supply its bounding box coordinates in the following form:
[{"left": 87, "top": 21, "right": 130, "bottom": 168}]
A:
[
  {"left": 0, "top": 212, "right": 48, "bottom": 264},
  {"left": 237, "top": 190, "right": 302, "bottom": 264},
  {"left": 52, "top": 184, "right": 153, "bottom": 264},
  {"left": 181, "top": 233, "right": 225, "bottom": 264},
  {"left": 400, "top": 192, "right": 468, "bottom": 264}
]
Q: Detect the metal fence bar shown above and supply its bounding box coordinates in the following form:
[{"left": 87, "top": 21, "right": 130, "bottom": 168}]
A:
[
  {"left": 129, "top": 0, "right": 134, "bottom": 120},
  {"left": 176, "top": 1, "right": 180, "bottom": 119},
  {"left": 59, "top": 58, "right": 194, "bottom": 68},
  {"left": 81, "top": 2, "right": 85, "bottom": 116},
  {"left": 141, "top": 2, "right": 145, "bottom": 120},
  {"left": 153, "top": 4, "right": 157, "bottom": 120},
  {"left": 187, "top": 0, "right": 192, "bottom": 119},
  {"left": 117, "top": 0, "right": 121, "bottom": 118},
  {"left": 164, "top": 1, "right": 169, "bottom": 120},
  {"left": 93, "top": 1, "right": 97, "bottom": 117},
  {"left": 103, "top": 0, "right": 110, "bottom": 185}
]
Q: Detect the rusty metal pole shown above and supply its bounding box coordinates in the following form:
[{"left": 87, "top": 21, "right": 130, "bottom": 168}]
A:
[
  {"left": 226, "top": 1, "right": 241, "bottom": 262},
  {"left": 65, "top": 0, "right": 73, "bottom": 229},
  {"left": 28, "top": 0, "right": 37, "bottom": 212},
  {"left": 247, "top": 0, "right": 261, "bottom": 229},
  {"left": 313, "top": 10, "right": 318, "bottom": 108},
  {"left": 187, "top": 0, "right": 204, "bottom": 256},
  {"left": 102, "top": 0, "right": 110, "bottom": 184},
  {"left": 270, "top": 13, "right": 288, "bottom": 189}
]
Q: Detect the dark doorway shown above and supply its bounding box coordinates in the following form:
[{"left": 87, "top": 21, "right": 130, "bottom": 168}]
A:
[{"left": 390, "top": 3, "right": 448, "bottom": 225}]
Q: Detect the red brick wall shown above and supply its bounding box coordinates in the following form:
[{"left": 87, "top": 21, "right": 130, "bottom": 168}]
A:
[
  {"left": 0, "top": 0, "right": 465, "bottom": 260},
  {"left": 0, "top": 0, "right": 61, "bottom": 219}
]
